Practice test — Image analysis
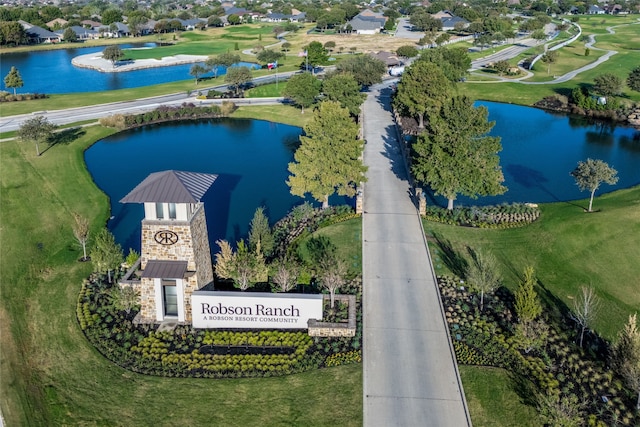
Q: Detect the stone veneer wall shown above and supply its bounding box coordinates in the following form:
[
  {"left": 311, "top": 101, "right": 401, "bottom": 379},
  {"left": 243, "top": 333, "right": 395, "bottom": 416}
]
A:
[
  {"left": 190, "top": 206, "right": 214, "bottom": 290},
  {"left": 139, "top": 277, "right": 156, "bottom": 321},
  {"left": 141, "top": 219, "right": 196, "bottom": 271},
  {"left": 308, "top": 295, "right": 356, "bottom": 337}
]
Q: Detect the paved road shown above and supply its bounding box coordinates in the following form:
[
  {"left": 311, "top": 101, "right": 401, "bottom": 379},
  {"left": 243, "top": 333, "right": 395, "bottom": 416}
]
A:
[
  {"left": 0, "top": 72, "right": 298, "bottom": 133},
  {"left": 362, "top": 83, "right": 470, "bottom": 427}
]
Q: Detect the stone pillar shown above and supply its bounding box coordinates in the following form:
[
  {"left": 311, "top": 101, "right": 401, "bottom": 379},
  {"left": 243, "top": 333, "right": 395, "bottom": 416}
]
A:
[
  {"left": 356, "top": 185, "right": 364, "bottom": 214},
  {"left": 416, "top": 188, "right": 427, "bottom": 216}
]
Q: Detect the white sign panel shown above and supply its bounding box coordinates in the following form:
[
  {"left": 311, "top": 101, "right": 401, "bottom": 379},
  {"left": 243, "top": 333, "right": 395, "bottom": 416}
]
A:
[{"left": 191, "top": 291, "right": 323, "bottom": 329}]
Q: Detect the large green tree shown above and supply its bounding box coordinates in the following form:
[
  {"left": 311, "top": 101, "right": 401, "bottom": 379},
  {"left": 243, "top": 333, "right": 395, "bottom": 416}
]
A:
[
  {"left": 593, "top": 73, "right": 623, "bottom": 97},
  {"left": 189, "top": 64, "right": 207, "bottom": 85},
  {"left": 205, "top": 52, "right": 240, "bottom": 79},
  {"left": 224, "top": 66, "right": 252, "bottom": 96},
  {"left": 18, "top": 115, "right": 57, "bottom": 156},
  {"left": 394, "top": 60, "right": 452, "bottom": 129},
  {"left": 303, "top": 41, "right": 327, "bottom": 69},
  {"left": 409, "top": 10, "right": 442, "bottom": 32},
  {"left": 418, "top": 46, "right": 471, "bottom": 82},
  {"left": 335, "top": 54, "right": 387, "bottom": 87},
  {"left": 101, "top": 8, "right": 123, "bottom": 25},
  {"left": 256, "top": 49, "right": 284, "bottom": 65},
  {"left": 411, "top": 95, "right": 506, "bottom": 210},
  {"left": 63, "top": 27, "right": 77, "bottom": 42},
  {"left": 321, "top": 72, "right": 366, "bottom": 117},
  {"left": 4, "top": 66, "right": 23, "bottom": 95},
  {"left": 287, "top": 101, "right": 367, "bottom": 208},
  {"left": 0, "top": 21, "right": 27, "bottom": 46},
  {"left": 570, "top": 158, "right": 618, "bottom": 212},
  {"left": 628, "top": 66, "right": 640, "bottom": 92},
  {"left": 102, "top": 45, "right": 124, "bottom": 68},
  {"left": 248, "top": 207, "right": 273, "bottom": 257},
  {"left": 283, "top": 72, "right": 321, "bottom": 113}
]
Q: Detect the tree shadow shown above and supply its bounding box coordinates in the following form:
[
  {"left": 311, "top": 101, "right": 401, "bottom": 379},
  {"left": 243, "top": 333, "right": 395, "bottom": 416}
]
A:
[
  {"left": 505, "top": 164, "right": 587, "bottom": 210},
  {"left": 43, "top": 127, "right": 86, "bottom": 154},
  {"left": 430, "top": 231, "right": 468, "bottom": 278},
  {"left": 508, "top": 370, "right": 540, "bottom": 408},
  {"left": 201, "top": 173, "right": 241, "bottom": 257}
]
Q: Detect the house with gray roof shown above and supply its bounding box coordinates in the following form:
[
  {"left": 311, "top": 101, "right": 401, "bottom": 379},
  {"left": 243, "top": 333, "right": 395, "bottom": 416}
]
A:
[
  {"left": 19, "top": 20, "right": 61, "bottom": 44},
  {"left": 347, "top": 9, "right": 387, "bottom": 34},
  {"left": 56, "top": 26, "right": 99, "bottom": 41}
]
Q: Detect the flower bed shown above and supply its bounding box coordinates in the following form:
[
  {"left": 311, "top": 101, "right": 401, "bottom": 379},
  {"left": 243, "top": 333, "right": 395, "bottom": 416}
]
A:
[
  {"left": 438, "top": 275, "right": 638, "bottom": 425},
  {"left": 424, "top": 203, "right": 540, "bottom": 228},
  {"left": 77, "top": 272, "right": 362, "bottom": 379}
]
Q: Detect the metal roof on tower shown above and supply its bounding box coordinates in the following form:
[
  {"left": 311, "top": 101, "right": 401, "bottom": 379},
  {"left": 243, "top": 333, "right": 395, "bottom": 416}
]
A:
[{"left": 120, "top": 170, "right": 218, "bottom": 204}]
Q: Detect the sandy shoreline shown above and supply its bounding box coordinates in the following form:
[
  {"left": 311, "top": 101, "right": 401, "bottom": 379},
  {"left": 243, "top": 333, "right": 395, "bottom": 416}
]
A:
[{"left": 72, "top": 52, "right": 208, "bottom": 72}]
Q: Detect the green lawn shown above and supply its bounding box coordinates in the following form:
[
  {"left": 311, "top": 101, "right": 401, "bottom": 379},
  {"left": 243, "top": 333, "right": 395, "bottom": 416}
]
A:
[
  {"left": 459, "top": 366, "right": 542, "bottom": 427},
  {"left": 0, "top": 126, "right": 362, "bottom": 427},
  {"left": 425, "top": 186, "right": 640, "bottom": 339}
]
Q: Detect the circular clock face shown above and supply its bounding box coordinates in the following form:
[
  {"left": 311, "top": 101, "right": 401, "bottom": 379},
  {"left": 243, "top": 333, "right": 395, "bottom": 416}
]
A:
[{"left": 154, "top": 230, "right": 179, "bottom": 245}]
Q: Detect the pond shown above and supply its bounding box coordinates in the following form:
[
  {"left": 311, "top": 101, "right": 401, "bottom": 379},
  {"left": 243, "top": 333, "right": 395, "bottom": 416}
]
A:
[
  {"left": 85, "top": 103, "right": 640, "bottom": 253},
  {"left": 1, "top": 44, "right": 259, "bottom": 94},
  {"left": 427, "top": 102, "right": 640, "bottom": 207},
  {"left": 85, "top": 119, "right": 312, "bottom": 253}
]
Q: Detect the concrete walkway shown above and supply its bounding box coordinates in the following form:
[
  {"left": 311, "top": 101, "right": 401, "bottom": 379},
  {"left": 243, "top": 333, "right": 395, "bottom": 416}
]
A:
[{"left": 362, "top": 83, "right": 471, "bottom": 427}]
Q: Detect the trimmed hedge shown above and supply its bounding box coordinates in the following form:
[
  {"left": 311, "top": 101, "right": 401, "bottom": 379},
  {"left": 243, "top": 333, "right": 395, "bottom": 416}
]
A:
[{"left": 424, "top": 203, "right": 540, "bottom": 228}]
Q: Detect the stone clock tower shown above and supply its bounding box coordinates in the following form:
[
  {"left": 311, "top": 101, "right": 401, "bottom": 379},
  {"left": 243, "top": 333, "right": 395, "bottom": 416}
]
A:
[{"left": 120, "top": 170, "right": 217, "bottom": 324}]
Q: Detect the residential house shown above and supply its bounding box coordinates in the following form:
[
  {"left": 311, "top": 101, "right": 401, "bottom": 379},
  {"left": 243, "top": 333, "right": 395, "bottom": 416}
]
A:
[
  {"left": 98, "top": 22, "right": 131, "bottom": 38},
  {"left": 19, "top": 20, "right": 61, "bottom": 43},
  {"left": 81, "top": 19, "right": 102, "bottom": 30},
  {"left": 372, "top": 51, "right": 402, "bottom": 68},
  {"left": 588, "top": 5, "right": 605, "bottom": 14},
  {"left": 57, "top": 25, "right": 100, "bottom": 40},
  {"left": 347, "top": 9, "right": 387, "bottom": 34},
  {"left": 432, "top": 10, "right": 469, "bottom": 31},
  {"left": 46, "top": 18, "right": 67, "bottom": 29}
]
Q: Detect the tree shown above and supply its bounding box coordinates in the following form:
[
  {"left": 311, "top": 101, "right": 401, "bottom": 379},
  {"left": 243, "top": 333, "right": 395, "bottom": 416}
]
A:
[
  {"left": 287, "top": 101, "right": 367, "bottom": 208},
  {"left": 411, "top": 95, "right": 506, "bottom": 210},
  {"left": 101, "top": 8, "right": 123, "bottom": 25},
  {"left": 18, "top": 116, "right": 57, "bottom": 156},
  {"left": 335, "top": 54, "right": 386, "bottom": 87},
  {"left": 108, "top": 285, "right": 139, "bottom": 315},
  {"left": 396, "top": 45, "right": 419, "bottom": 59},
  {"left": 224, "top": 66, "right": 252, "bottom": 96},
  {"left": 593, "top": 73, "right": 623, "bottom": 97},
  {"left": 409, "top": 10, "right": 442, "bottom": 32},
  {"left": 248, "top": 207, "right": 273, "bottom": 257},
  {"left": 321, "top": 73, "right": 366, "bottom": 117},
  {"left": 611, "top": 314, "right": 640, "bottom": 411},
  {"left": 531, "top": 29, "right": 547, "bottom": 43},
  {"left": 537, "top": 392, "right": 584, "bottom": 427},
  {"left": 72, "top": 213, "right": 90, "bottom": 261},
  {"left": 0, "top": 21, "right": 27, "bottom": 46},
  {"left": 63, "top": 27, "right": 77, "bottom": 42},
  {"left": 304, "top": 235, "right": 346, "bottom": 307},
  {"left": 281, "top": 42, "right": 291, "bottom": 52},
  {"left": 214, "top": 239, "right": 267, "bottom": 291},
  {"left": 283, "top": 72, "right": 321, "bottom": 113},
  {"left": 628, "top": 66, "right": 640, "bottom": 92},
  {"left": 540, "top": 50, "right": 558, "bottom": 75},
  {"left": 493, "top": 60, "right": 511, "bottom": 76},
  {"left": 227, "top": 14, "right": 241, "bottom": 25},
  {"left": 324, "top": 41, "right": 336, "bottom": 53},
  {"left": 418, "top": 47, "right": 471, "bottom": 82},
  {"left": 127, "top": 14, "right": 148, "bottom": 37},
  {"left": 256, "top": 49, "right": 284, "bottom": 65},
  {"left": 102, "top": 45, "right": 124, "bottom": 68},
  {"left": 435, "top": 33, "right": 451, "bottom": 46},
  {"left": 465, "top": 248, "right": 500, "bottom": 311},
  {"left": 208, "top": 16, "right": 223, "bottom": 27},
  {"left": 570, "top": 158, "right": 618, "bottom": 212},
  {"left": 189, "top": 64, "right": 207, "bottom": 85},
  {"left": 514, "top": 267, "right": 542, "bottom": 324},
  {"left": 90, "top": 228, "right": 123, "bottom": 283},
  {"left": 394, "top": 61, "right": 452, "bottom": 129},
  {"left": 571, "top": 286, "right": 600, "bottom": 348},
  {"left": 304, "top": 41, "right": 328, "bottom": 68},
  {"left": 271, "top": 257, "right": 300, "bottom": 293},
  {"left": 206, "top": 52, "right": 240, "bottom": 79},
  {"left": 4, "top": 66, "right": 23, "bottom": 96}
]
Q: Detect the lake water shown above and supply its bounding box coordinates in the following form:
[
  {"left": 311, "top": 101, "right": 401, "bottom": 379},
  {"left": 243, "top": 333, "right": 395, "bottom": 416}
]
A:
[
  {"left": 85, "top": 104, "right": 640, "bottom": 252},
  {"left": 0, "top": 44, "right": 259, "bottom": 94}
]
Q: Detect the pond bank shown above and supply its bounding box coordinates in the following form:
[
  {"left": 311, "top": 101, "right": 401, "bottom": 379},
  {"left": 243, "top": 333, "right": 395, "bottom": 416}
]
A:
[{"left": 72, "top": 52, "right": 207, "bottom": 73}]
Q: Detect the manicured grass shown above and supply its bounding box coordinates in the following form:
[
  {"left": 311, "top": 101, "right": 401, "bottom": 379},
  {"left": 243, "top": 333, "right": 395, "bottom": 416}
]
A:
[
  {"left": 424, "top": 186, "right": 640, "bottom": 340},
  {"left": 245, "top": 82, "right": 286, "bottom": 98},
  {"left": 0, "top": 125, "right": 362, "bottom": 426},
  {"left": 459, "top": 366, "right": 541, "bottom": 427},
  {"left": 297, "top": 218, "right": 363, "bottom": 276},
  {"left": 232, "top": 104, "right": 310, "bottom": 128}
]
